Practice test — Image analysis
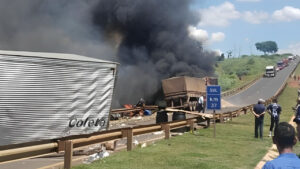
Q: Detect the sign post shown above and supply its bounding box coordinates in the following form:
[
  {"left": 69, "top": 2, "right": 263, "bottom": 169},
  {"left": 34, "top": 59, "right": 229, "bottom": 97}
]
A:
[{"left": 206, "top": 85, "right": 221, "bottom": 138}]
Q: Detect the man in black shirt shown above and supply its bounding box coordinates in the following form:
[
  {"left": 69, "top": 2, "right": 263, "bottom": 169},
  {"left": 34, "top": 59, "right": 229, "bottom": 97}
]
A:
[
  {"left": 252, "top": 99, "right": 266, "bottom": 139},
  {"left": 267, "top": 99, "right": 282, "bottom": 137}
]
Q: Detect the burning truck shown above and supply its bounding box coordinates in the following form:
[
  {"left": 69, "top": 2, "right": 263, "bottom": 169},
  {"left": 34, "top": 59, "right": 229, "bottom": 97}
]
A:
[
  {"left": 162, "top": 76, "right": 218, "bottom": 111},
  {"left": 0, "top": 50, "right": 118, "bottom": 146}
]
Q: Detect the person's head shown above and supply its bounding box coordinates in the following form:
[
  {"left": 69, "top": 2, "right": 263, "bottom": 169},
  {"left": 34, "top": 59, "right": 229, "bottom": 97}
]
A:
[
  {"left": 258, "top": 98, "right": 265, "bottom": 104},
  {"left": 272, "top": 98, "right": 277, "bottom": 103},
  {"left": 273, "top": 122, "right": 297, "bottom": 152},
  {"left": 297, "top": 97, "right": 300, "bottom": 104}
]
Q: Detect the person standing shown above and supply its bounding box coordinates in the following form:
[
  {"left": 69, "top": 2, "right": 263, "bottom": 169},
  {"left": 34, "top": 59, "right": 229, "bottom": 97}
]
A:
[
  {"left": 251, "top": 99, "right": 266, "bottom": 139},
  {"left": 293, "top": 98, "right": 300, "bottom": 140},
  {"left": 267, "top": 99, "right": 282, "bottom": 137},
  {"left": 198, "top": 96, "right": 204, "bottom": 113},
  {"left": 262, "top": 122, "right": 300, "bottom": 168},
  {"left": 156, "top": 101, "right": 168, "bottom": 124}
]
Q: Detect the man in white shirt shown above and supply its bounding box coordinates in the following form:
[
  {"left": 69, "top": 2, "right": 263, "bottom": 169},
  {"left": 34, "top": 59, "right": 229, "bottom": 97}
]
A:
[{"left": 198, "top": 96, "right": 204, "bottom": 113}]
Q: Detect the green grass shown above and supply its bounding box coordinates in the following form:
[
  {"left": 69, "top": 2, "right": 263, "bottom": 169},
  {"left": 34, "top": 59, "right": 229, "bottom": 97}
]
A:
[
  {"left": 73, "top": 65, "right": 299, "bottom": 169},
  {"left": 73, "top": 121, "right": 271, "bottom": 169},
  {"left": 216, "top": 54, "right": 287, "bottom": 91}
]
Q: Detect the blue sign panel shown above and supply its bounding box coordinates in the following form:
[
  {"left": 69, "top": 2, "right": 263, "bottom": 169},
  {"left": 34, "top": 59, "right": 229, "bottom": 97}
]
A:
[
  {"left": 207, "top": 86, "right": 221, "bottom": 95},
  {"left": 206, "top": 85, "right": 221, "bottom": 110}
]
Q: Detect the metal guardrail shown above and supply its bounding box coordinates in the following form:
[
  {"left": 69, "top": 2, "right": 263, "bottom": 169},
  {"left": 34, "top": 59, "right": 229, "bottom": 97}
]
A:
[
  {"left": 0, "top": 60, "right": 298, "bottom": 169},
  {"left": 0, "top": 117, "right": 198, "bottom": 168},
  {"left": 221, "top": 75, "right": 263, "bottom": 97}
]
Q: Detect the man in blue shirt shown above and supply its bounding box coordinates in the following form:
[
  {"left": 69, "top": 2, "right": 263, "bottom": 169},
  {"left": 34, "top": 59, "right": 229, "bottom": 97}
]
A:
[
  {"left": 252, "top": 99, "right": 266, "bottom": 139},
  {"left": 267, "top": 99, "right": 282, "bottom": 137},
  {"left": 263, "top": 122, "right": 300, "bottom": 169}
]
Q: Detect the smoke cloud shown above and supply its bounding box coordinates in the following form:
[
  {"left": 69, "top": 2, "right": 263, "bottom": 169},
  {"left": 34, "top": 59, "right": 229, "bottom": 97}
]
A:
[
  {"left": 0, "top": 0, "right": 116, "bottom": 60},
  {"left": 93, "top": 0, "right": 216, "bottom": 106},
  {"left": 0, "top": 0, "right": 216, "bottom": 107}
]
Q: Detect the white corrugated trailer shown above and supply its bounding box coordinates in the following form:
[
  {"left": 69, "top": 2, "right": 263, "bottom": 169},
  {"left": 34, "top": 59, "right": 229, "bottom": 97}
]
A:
[{"left": 0, "top": 50, "right": 118, "bottom": 146}]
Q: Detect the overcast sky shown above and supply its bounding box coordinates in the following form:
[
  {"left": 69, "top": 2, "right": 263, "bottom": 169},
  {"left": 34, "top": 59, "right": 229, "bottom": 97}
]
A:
[{"left": 189, "top": 0, "right": 300, "bottom": 57}]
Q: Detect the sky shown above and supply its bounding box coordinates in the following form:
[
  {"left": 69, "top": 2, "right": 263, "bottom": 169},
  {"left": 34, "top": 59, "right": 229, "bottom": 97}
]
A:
[{"left": 189, "top": 0, "right": 300, "bottom": 57}]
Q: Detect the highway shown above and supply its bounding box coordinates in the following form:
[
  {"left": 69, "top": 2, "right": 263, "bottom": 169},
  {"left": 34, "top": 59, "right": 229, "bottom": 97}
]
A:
[{"left": 224, "top": 58, "right": 299, "bottom": 108}]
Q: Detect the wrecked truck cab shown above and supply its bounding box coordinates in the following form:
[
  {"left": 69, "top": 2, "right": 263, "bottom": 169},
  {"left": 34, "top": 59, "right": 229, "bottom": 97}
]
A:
[{"left": 161, "top": 76, "right": 217, "bottom": 111}]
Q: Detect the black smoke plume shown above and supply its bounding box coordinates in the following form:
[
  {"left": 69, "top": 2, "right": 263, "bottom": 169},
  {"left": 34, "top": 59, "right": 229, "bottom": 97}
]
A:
[
  {"left": 0, "top": 0, "right": 216, "bottom": 107},
  {"left": 92, "top": 0, "right": 216, "bottom": 106}
]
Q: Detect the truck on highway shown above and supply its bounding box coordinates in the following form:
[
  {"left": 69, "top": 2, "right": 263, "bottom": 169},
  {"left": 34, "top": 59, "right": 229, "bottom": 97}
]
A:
[
  {"left": 277, "top": 61, "right": 284, "bottom": 71},
  {"left": 0, "top": 50, "right": 118, "bottom": 146},
  {"left": 283, "top": 58, "right": 289, "bottom": 67},
  {"left": 161, "top": 76, "right": 217, "bottom": 111},
  {"left": 288, "top": 56, "right": 294, "bottom": 61},
  {"left": 264, "top": 65, "right": 276, "bottom": 77}
]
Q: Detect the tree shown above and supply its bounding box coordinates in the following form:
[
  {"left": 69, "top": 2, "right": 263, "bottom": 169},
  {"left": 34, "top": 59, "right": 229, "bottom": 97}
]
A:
[
  {"left": 216, "top": 53, "right": 225, "bottom": 61},
  {"left": 227, "top": 50, "right": 232, "bottom": 59},
  {"left": 220, "top": 53, "right": 225, "bottom": 61},
  {"left": 255, "top": 41, "right": 278, "bottom": 55}
]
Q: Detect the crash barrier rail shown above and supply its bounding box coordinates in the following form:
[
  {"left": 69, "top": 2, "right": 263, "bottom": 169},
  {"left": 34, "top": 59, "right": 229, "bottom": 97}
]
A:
[
  {"left": 0, "top": 117, "right": 199, "bottom": 169},
  {"left": 221, "top": 75, "right": 263, "bottom": 97},
  {"left": 1, "top": 60, "right": 298, "bottom": 169}
]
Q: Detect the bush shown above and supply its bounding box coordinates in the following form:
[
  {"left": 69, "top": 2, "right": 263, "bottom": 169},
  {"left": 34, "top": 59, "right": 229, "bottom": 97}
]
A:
[
  {"left": 247, "top": 58, "right": 255, "bottom": 65},
  {"left": 236, "top": 69, "right": 249, "bottom": 78},
  {"left": 219, "top": 75, "right": 236, "bottom": 91}
]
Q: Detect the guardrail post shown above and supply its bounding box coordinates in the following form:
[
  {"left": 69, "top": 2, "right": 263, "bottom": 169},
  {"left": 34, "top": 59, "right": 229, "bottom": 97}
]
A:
[
  {"left": 206, "top": 118, "right": 210, "bottom": 127},
  {"left": 219, "top": 114, "right": 224, "bottom": 123},
  {"left": 188, "top": 120, "right": 194, "bottom": 133},
  {"left": 127, "top": 128, "right": 133, "bottom": 151},
  {"left": 213, "top": 110, "right": 216, "bottom": 138},
  {"left": 237, "top": 110, "right": 240, "bottom": 117},
  {"left": 243, "top": 108, "right": 247, "bottom": 114},
  {"left": 122, "top": 128, "right": 133, "bottom": 151},
  {"left": 64, "top": 140, "right": 73, "bottom": 169},
  {"left": 161, "top": 124, "right": 170, "bottom": 139}
]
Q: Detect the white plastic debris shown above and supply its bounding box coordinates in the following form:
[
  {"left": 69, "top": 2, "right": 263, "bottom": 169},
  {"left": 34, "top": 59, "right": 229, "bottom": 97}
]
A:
[
  {"left": 141, "top": 143, "right": 147, "bottom": 148},
  {"left": 84, "top": 153, "right": 99, "bottom": 164},
  {"left": 134, "top": 116, "right": 142, "bottom": 120},
  {"left": 121, "top": 123, "right": 126, "bottom": 126},
  {"left": 99, "top": 151, "right": 110, "bottom": 158},
  {"left": 83, "top": 147, "right": 110, "bottom": 164},
  {"left": 133, "top": 140, "right": 139, "bottom": 145},
  {"left": 153, "top": 131, "right": 163, "bottom": 135}
]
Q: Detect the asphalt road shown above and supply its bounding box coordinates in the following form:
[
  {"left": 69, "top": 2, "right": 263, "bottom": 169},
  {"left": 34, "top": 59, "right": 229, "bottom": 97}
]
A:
[{"left": 224, "top": 58, "right": 299, "bottom": 108}]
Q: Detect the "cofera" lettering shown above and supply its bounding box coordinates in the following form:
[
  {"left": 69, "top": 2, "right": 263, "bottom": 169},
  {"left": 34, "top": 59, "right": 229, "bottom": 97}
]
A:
[{"left": 69, "top": 117, "right": 106, "bottom": 128}]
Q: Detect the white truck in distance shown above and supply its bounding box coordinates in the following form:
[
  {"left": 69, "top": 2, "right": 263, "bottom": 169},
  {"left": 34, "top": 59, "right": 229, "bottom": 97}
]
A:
[{"left": 265, "top": 65, "right": 276, "bottom": 77}]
